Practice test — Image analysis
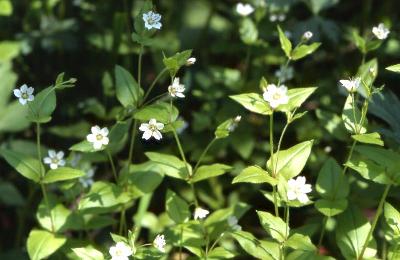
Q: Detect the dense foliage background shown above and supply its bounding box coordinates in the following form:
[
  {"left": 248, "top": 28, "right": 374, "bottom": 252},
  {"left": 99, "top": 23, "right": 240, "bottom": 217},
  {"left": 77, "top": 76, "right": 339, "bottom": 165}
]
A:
[{"left": 1, "top": 0, "right": 400, "bottom": 259}]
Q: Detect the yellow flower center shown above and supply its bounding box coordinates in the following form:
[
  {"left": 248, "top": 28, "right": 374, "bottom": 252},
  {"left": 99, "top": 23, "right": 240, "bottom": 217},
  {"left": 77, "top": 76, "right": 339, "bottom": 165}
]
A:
[
  {"left": 96, "top": 134, "right": 103, "bottom": 140},
  {"left": 22, "top": 93, "right": 28, "bottom": 99},
  {"left": 273, "top": 93, "right": 281, "bottom": 100}
]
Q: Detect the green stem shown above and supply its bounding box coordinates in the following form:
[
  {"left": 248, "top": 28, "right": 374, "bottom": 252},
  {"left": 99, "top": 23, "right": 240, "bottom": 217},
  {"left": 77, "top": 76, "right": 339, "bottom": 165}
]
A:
[
  {"left": 179, "top": 225, "right": 183, "bottom": 260},
  {"left": 141, "top": 68, "right": 168, "bottom": 104},
  {"left": 141, "top": 92, "right": 167, "bottom": 107},
  {"left": 273, "top": 120, "right": 290, "bottom": 178},
  {"left": 137, "top": 44, "right": 144, "bottom": 88},
  {"left": 36, "top": 123, "right": 55, "bottom": 233},
  {"left": 277, "top": 59, "right": 291, "bottom": 87},
  {"left": 133, "top": 193, "right": 152, "bottom": 241},
  {"left": 318, "top": 216, "right": 328, "bottom": 249},
  {"left": 269, "top": 113, "right": 279, "bottom": 217},
  {"left": 118, "top": 206, "right": 126, "bottom": 235},
  {"left": 358, "top": 184, "right": 391, "bottom": 260},
  {"left": 127, "top": 120, "right": 138, "bottom": 166},
  {"left": 193, "top": 138, "right": 217, "bottom": 174},
  {"left": 171, "top": 127, "right": 191, "bottom": 177},
  {"left": 106, "top": 150, "right": 118, "bottom": 182},
  {"left": 208, "top": 233, "right": 225, "bottom": 254},
  {"left": 285, "top": 206, "right": 290, "bottom": 238}
]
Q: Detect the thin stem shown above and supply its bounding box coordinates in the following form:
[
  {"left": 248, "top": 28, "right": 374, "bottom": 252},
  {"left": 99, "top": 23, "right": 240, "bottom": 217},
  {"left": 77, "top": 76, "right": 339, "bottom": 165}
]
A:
[
  {"left": 171, "top": 127, "right": 191, "bottom": 177},
  {"left": 351, "top": 92, "right": 359, "bottom": 134},
  {"left": 277, "top": 59, "right": 290, "bottom": 87},
  {"left": 137, "top": 44, "right": 144, "bottom": 88},
  {"left": 119, "top": 206, "right": 126, "bottom": 235},
  {"left": 127, "top": 120, "right": 138, "bottom": 166},
  {"left": 318, "top": 216, "right": 328, "bottom": 249},
  {"left": 141, "top": 68, "right": 168, "bottom": 104},
  {"left": 273, "top": 120, "right": 290, "bottom": 178},
  {"left": 36, "top": 123, "right": 55, "bottom": 233},
  {"left": 285, "top": 205, "right": 290, "bottom": 238},
  {"left": 106, "top": 150, "right": 118, "bottom": 182},
  {"left": 179, "top": 225, "right": 183, "bottom": 260},
  {"left": 193, "top": 138, "right": 217, "bottom": 174},
  {"left": 208, "top": 233, "right": 225, "bottom": 253},
  {"left": 358, "top": 184, "right": 391, "bottom": 260},
  {"left": 269, "top": 113, "right": 279, "bottom": 217},
  {"left": 141, "top": 92, "right": 168, "bottom": 107}
]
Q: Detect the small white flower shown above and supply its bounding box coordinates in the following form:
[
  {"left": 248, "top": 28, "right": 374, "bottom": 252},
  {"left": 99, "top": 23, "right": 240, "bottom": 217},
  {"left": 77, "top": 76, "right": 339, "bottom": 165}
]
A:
[
  {"left": 139, "top": 119, "right": 164, "bottom": 140},
  {"left": 194, "top": 207, "right": 210, "bottom": 220},
  {"left": 278, "top": 14, "right": 286, "bottom": 21},
  {"left": 339, "top": 77, "right": 361, "bottom": 93},
  {"left": 153, "top": 234, "right": 166, "bottom": 253},
  {"left": 234, "top": 115, "right": 242, "bottom": 123},
  {"left": 109, "top": 242, "right": 133, "bottom": 260},
  {"left": 262, "top": 84, "right": 289, "bottom": 109},
  {"left": 236, "top": 3, "right": 254, "bottom": 16},
  {"left": 227, "top": 216, "right": 242, "bottom": 231},
  {"left": 143, "top": 11, "right": 162, "bottom": 30},
  {"left": 372, "top": 23, "right": 390, "bottom": 40},
  {"left": 187, "top": 57, "right": 196, "bottom": 65},
  {"left": 13, "top": 84, "right": 34, "bottom": 105},
  {"left": 86, "top": 126, "right": 109, "bottom": 150},
  {"left": 274, "top": 66, "right": 294, "bottom": 83},
  {"left": 303, "top": 31, "right": 313, "bottom": 40},
  {"left": 269, "top": 14, "right": 277, "bottom": 22},
  {"left": 168, "top": 77, "right": 185, "bottom": 98},
  {"left": 79, "top": 168, "right": 95, "bottom": 188},
  {"left": 43, "top": 150, "right": 66, "bottom": 170},
  {"left": 287, "top": 176, "right": 312, "bottom": 204}
]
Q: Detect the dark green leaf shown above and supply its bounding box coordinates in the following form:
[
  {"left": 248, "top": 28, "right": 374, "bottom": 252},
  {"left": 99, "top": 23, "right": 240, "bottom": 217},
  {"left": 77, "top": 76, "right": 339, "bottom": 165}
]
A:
[{"left": 165, "top": 190, "right": 190, "bottom": 224}]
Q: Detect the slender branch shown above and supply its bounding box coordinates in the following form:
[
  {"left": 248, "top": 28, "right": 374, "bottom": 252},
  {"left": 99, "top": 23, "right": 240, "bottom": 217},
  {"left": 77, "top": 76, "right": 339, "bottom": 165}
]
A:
[
  {"left": 318, "top": 216, "right": 328, "bottom": 249},
  {"left": 127, "top": 119, "right": 138, "bottom": 166},
  {"left": 193, "top": 138, "right": 217, "bottom": 174},
  {"left": 141, "top": 68, "right": 168, "bottom": 104},
  {"left": 106, "top": 150, "right": 118, "bottom": 182},
  {"left": 137, "top": 44, "right": 144, "bottom": 88}
]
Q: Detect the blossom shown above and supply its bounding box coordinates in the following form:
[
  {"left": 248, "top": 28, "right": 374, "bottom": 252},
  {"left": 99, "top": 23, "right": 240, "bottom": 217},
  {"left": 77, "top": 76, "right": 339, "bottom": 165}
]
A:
[
  {"left": 194, "top": 207, "right": 210, "bottom": 220},
  {"left": 109, "top": 242, "right": 133, "bottom": 260},
  {"left": 372, "top": 23, "right": 390, "bottom": 40},
  {"left": 168, "top": 77, "right": 185, "bottom": 98},
  {"left": 79, "top": 168, "right": 95, "bottom": 188},
  {"left": 303, "top": 31, "right": 313, "bottom": 40},
  {"left": 43, "top": 150, "right": 66, "bottom": 170},
  {"left": 227, "top": 216, "right": 242, "bottom": 231},
  {"left": 236, "top": 3, "right": 254, "bottom": 16},
  {"left": 339, "top": 77, "right": 361, "bottom": 93},
  {"left": 13, "top": 84, "right": 34, "bottom": 105},
  {"left": 143, "top": 11, "right": 162, "bottom": 30},
  {"left": 262, "top": 84, "right": 289, "bottom": 109},
  {"left": 139, "top": 119, "right": 164, "bottom": 140},
  {"left": 287, "top": 176, "right": 312, "bottom": 203},
  {"left": 187, "top": 57, "right": 196, "bottom": 65},
  {"left": 86, "top": 126, "right": 109, "bottom": 150},
  {"left": 153, "top": 234, "right": 166, "bottom": 252}
]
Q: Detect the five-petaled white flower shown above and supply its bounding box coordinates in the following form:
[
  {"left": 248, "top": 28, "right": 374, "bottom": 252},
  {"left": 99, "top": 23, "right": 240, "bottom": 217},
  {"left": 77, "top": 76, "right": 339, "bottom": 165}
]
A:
[
  {"left": 236, "top": 3, "right": 254, "bottom": 16},
  {"left": 372, "top": 23, "right": 390, "bottom": 40},
  {"left": 143, "top": 11, "right": 162, "bottom": 30},
  {"left": 187, "top": 57, "right": 196, "bottom": 65},
  {"left": 168, "top": 78, "right": 185, "bottom": 98},
  {"left": 109, "top": 242, "right": 133, "bottom": 260},
  {"left": 79, "top": 168, "right": 95, "bottom": 188},
  {"left": 194, "top": 207, "right": 210, "bottom": 220},
  {"left": 13, "top": 84, "right": 34, "bottom": 105},
  {"left": 43, "top": 150, "right": 66, "bottom": 170},
  {"left": 153, "top": 234, "right": 166, "bottom": 253},
  {"left": 262, "top": 84, "right": 289, "bottom": 109},
  {"left": 227, "top": 216, "right": 242, "bottom": 231},
  {"left": 287, "top": 176, "right": 312, "bottom": 204},
  {"left": 139, "top": 119, "right": 164, "bottom": 140},
  {"left": 339, "top": 77, "right": 361, "bottom": 93},
  {"left": 303, "top": 31, "right": 313, "bottom": 40},
  {"left": 86, "top": 126, "right": 109, "bottom": 150}
]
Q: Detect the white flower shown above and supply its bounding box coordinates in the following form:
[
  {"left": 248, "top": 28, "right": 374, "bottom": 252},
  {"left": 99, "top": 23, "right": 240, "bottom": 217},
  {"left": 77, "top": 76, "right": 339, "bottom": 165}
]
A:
[
  {"left": 372, "top": 23, "right": 390, "bottom": 40},
  {"left": 262, "top": 84, "right": 289, "bottom": 109},
  {"left": 139, "top": 119, "right": 164, "bottom": 140},
  {"left": 303, "top": 31, "right": 313, "bottom": 40},
  {"left": 194, "top": 207, "right": 210, "bottom": 220},
  {"left": 168, "top": 77, "right": 185, "bottom": 98},
  {"left": 86, "top": 126, "right": 109, "bottom": 150},
  {"left": 227, "top": 216, "right": 242, "bottom": 231},
  {"left": 143, "top": 11, "right": 162, "bottom": 30},
  {"left": 79, "top": 168, "right": 95, "bottom": 188},
  {"left": 43, "top": 150, "right": 66, "bottom": 170},
  {"left": 287, "top": 176, "right": 312, "bottom": 204},
  {"left": 187, "top": 57, "right": 196, "bottom": 65},
  {"left": 13, "top": 84, "right": 34, "bottom": 105},
  {"left": 153, "top": 234, "right": 166, "bottom": 253},
  {"left": 278, "top": 14, "right": 286, "bottom": 21},
  {"left": 109, "top": 242, "right": 133, "bottom": 260},
  {"left": 339, "top": 77, "right": 361, "bottom": 93},
  {"left": 236, "top": 3, "right": 254, "bottom": 16}
]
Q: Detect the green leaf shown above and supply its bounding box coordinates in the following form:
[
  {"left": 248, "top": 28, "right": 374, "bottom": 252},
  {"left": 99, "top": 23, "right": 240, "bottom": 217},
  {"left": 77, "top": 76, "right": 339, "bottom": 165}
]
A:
[
  {"left": 230, "top": 93, "right": 272, "bottom": 115},
  {"left": 27, "top": 87, "right": 56, "bottom": 123},
  {"left": 346, "top": 158, "right": 393, "bottom": 185},
  {"left": 165, "top": 190, "right": 190, "bottom": 224},
  {"left": 315, "top": 109, "right": 348, "bottom": 141},
  {"left": 207, "top": 247, "right": 235, "bottom": 259},
  {"left": 231, "top": 231, "right": 280, "bottom": 260},
  {"left": 69, "top": 140, "right": 99, "bottom": 153},
  {"left": 286, "top": 234, "right": 316, "bottom": 252},
  {"left": 386, "top": 64, "right": 400, "bottom": 73},
  {"left": 134, "top": 102, "right": 179, "bottom": 124},
  {"left": 108, "top": 120, "right": 131, "bottom": 153},
  {"left": 191, "top": 164, "right": 231, "bottom": 183},
  {"left": 257, "top": 211, "right": 288, "bottom": 242},
  {"left": 215, "top": 117, "right": 240, "bottom": 139},
  {"left": 78, "top": 181, "right": 131, "bottom": 214},
  {"left": 110, "top": 233, "right": 128, "bottom": 244},
  {"left": 336, "top": 206, "right": 377, "bottom": 259},
  {"left": 291, "top": 43, "right": 321, "bottom": 60},
  {"left": 232, "top": 165, "right": 277, "bottom": 186},
  {"left": 342, "top": 95, "right": 367, "bottom": 134},
  {"left": 72, "top": 246, "right": 105, "bottom": 260},
  {"left": 266, "top": 140, "right": 313, "bottom": 180},
  {"left": 114, "top": 65, "right": 142, "bottom": 108},
  {"left": 384, "top": 203, "right": 400, "bottom": 238},
  {"left": 351, "top": 30, "right": 366, "bottom": 53},
  {"left": 239, "top": 18, "right": 258, "bottom": 45},
  {"left": 145, "top": 152, "right": 191, "bottom": 180},
  {"left": 42, "top": 167, "right": 85, "bottom": 184},
  {"left": 351, "top": 132, "right": 384, "bottom": 146},
  {"left": 0, "top": 0, "right": 12, "bottom": 16},
  {"left": 0, "top": 181, "right": 24, "bottom": 206},
  {"left": 356, "top": 59, "right": 378, "bottom": 97},
  {"left": 0, "top": 149, "right": 42, "bottom": 182},
  {"left": 315, "top": 199, "right": 348, "bottom": 217},
  {"left": 36, "top": 197, "right": 71, "bottom": 232},
  {"left": 278, "top": 87, "right": 317, "bottom": 112},
  {"left": 0, "top": 41, "right": 20, "bottom": 62},
  {"left": 27, "top": 229, "right": 66, "bottom": 260},
  {"left": 163, "top": 50, "right": 192, "bottom": 77},
  {"left": 277, "top": 25, "right": 292, "bottom": 58}
]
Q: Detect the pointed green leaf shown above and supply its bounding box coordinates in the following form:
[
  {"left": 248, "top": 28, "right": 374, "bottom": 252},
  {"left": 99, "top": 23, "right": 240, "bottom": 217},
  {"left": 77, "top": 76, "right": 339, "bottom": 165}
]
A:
[
  {"left": 165, "top": 190, "right": 190, "bottom": 224},
  {"left": 351, "top": 132, "right": 384, "bottom": 146},
  {"left": 145, "top": 152, "right": 191, "bottom": 180},
  {"left": 115, "top": 65, "right": 142, "bottom": 108},
  {"left": 0, "top": 149, "right": 42, "bottom": 182},
  {"left": 72, "top": 246, "right": 105, "bottom": 260},
  {"left": 27, "top": 229, "right": 66, "bottom": 260},
  {"left": 134, "top": 102, "right": 179, "bottom": 124},
  {"left": 291, "top": 43, "right": 321, "bottom": 60},
  {"left": 277, "top": 25, "right": 292, "bottom": 58},
  {"left": 386, "top": 64, "right": 400, "bottom": 73},
  {"left": 27, "top": 86, "right": 56, "bottom": 123},
  {"left": 342, "top": 95, "right": 367, "bottom": 134},
  {"left": 232, "top": 165, "right": 277, "bottom": 185},
  {"left": 257, "top": 211, "right": 288, "bottom": 242},
  {"left": 43, "top": 167, "right": 85, "bottom": 184},
  {"left": 278, "top": 87, "right": 317, "bottom": 112},
  {"left": 191, "top": 164, "right": 231, "bottom": 183},
  {"left": 232, "top": 231, "right": 280, "bottom": 260},
  {"left": 230, "top": 93, "right": 272, "bottom": 115}
]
